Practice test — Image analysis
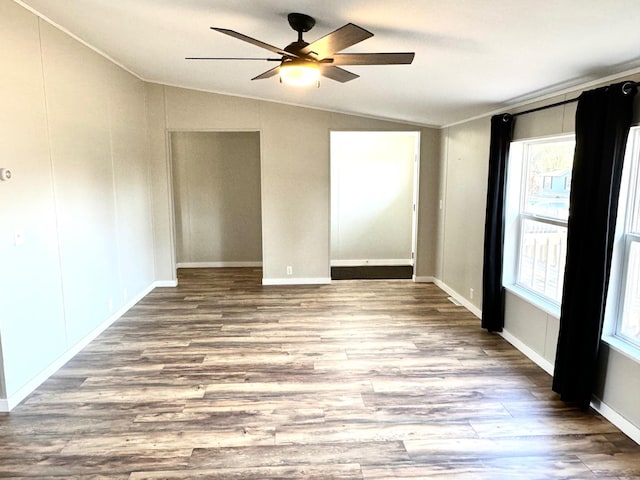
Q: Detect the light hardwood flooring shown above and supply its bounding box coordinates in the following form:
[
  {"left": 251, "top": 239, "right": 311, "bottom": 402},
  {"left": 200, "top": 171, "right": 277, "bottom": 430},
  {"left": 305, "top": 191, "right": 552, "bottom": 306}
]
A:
[{"left": 1, "top": 267, "right": 640, "bottom": 479}]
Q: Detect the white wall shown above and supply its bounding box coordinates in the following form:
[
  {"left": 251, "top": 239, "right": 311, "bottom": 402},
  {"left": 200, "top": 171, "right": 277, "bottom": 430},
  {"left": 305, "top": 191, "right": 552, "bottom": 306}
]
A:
[
  {"left": 438, "top": 71, "right": 640, "bottom": 439},
  {"left": 171, "top": 131, "right": 262, "bottom": 266},
  {"left": 147, "top": 85, "right": 440, "bottom": 284},
  {"left": 330, "top": 131, "right": 417, "bottom": 266},
  {"left": 0, "top": 1, "right": 154, "bottom": 407}
]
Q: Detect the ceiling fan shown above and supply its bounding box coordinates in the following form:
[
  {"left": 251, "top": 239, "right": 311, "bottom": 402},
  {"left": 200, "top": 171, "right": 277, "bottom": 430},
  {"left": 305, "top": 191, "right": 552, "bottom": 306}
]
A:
[{"left": 186, "top": 13, "right": 415, "bottom": 87}]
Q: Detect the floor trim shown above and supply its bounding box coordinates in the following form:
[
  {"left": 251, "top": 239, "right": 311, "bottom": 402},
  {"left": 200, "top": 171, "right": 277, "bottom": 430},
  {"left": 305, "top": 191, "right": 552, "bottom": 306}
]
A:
[
  {"left": 500, "top": 329, "right": 555, "bottom": 375},
  {"left": 413, "top": 275, "right": 435, "bottom": 283},
  {"left": 262, "top": 277, "right": 332, "bottom": 286},
  {"left": 330, "top": 259, "right": 413, "bottom": 267},
  {"left": 591, "top": 397, "right": 640, "bottom": 445},
  {"left": 432, "top": 279, "right": 482, "bottom": 318},
  {"left": 177, "top": 261, "right": 262, "bottom": 268}
]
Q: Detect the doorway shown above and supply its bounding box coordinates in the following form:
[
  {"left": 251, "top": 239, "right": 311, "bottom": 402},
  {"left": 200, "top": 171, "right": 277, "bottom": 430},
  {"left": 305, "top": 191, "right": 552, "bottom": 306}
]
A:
[
  {"left": 170, "top": 131, "right": 263, "bottom": 268},
  {"left": 330, "top": 131, "right": 420, "bottom": 280}
]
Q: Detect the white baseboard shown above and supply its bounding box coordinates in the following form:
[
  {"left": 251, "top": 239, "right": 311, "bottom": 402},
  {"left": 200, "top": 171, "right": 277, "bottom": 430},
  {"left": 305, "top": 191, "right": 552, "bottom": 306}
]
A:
[
  {"left": 330, "top": 259, "right": 413, "bottom": 267},
  {"left": 154, "top": 280, "right": 178, "bottom": 287},
  {"left": 499, "top": 326, "right": 640, "bottom": 445},
  {"left": 591, "top": 397, "right": 640, "bottom": 445},
  {"left": 436, "top": 285, "right": 640, "bottom": 445},
  {"left": 414, "top": 276, "right": 435, "bottom": 283},
  {"left": 177, "top": 261, "right": 262, "bottom": 268},
  {"left": 262, "top": 277, "right": 332, "bottom": 286},
  {"left": 432, "top": 279, "right": 482, "bottom": 318},
  {"left": 0, "top": 281, "right": 157, "bottom": 412},
  {"left": 500, "top": 329, "right": 555, "bottom": 375},
  {"left": 500, "top": 331, "right": 640, "bottom": 446}
]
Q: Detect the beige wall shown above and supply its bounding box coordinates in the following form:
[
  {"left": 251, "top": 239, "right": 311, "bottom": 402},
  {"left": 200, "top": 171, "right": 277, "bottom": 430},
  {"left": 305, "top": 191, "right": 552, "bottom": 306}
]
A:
[
  {"left": 438, "top": 72, "right": 640, "bottom": 434},
  {"left": 439, "top": 118, "right": 490, "bottom": 301},
  {"left": 148, "top": 85, "right": 440, "bottom": 283},
  {"left": 171, "top": 131, "right": 262, "bottom": 265},
  {"left": 0, "top": 2, "right": 154, "bottom": 403}
]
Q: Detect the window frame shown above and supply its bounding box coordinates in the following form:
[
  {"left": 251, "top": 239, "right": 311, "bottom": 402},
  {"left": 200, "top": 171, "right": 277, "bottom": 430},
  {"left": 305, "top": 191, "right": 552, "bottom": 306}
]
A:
[
  {"left": 608, "top": 127, "right": 640, "bottom": 351},
  {"left": 503, "top": 134, "right": 575, "bottom": 314}
]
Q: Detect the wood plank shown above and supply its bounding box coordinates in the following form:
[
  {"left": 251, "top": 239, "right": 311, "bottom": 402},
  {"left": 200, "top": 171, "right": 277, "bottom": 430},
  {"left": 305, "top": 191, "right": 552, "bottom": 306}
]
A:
[{"left": 0, "top": 267, "right": 637, "bottom": 479}]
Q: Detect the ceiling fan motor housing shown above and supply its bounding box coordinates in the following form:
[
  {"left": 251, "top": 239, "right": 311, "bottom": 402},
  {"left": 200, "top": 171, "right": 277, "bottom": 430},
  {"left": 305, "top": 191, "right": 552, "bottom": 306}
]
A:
[{"left": 284, "top": 40, "right": 309, "bottom": 55}]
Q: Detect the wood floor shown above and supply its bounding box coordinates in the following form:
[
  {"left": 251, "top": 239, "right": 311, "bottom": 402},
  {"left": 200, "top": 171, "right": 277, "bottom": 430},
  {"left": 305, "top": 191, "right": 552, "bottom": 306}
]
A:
[{"left": 1, "top": 268, "right": 639, "bottom": 479}]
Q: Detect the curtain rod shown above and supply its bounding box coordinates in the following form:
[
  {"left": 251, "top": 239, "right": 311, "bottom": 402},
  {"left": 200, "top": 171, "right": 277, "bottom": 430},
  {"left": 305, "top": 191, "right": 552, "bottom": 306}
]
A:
[{"left": 504, "top": 80, "right": 639, "bottom": 119}]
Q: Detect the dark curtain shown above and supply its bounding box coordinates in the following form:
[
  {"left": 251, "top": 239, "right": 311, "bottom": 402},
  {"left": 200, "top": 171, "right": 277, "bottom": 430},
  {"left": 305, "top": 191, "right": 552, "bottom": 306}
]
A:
[
  {"left": 481, "top": 114, "right": 515, "bottom": 332},
  {"left": 553, "top": 81, "right": 637, "bottom": 407}
]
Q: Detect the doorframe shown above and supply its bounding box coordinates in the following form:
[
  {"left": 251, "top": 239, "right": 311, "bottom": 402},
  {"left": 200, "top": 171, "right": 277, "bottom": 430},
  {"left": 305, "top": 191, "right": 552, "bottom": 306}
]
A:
[
  {"left": 328, "top": 130, "right": 421, "bottom": 277},
  {"left": 166, "top": 129, "right": 264, "bottom": 279}
]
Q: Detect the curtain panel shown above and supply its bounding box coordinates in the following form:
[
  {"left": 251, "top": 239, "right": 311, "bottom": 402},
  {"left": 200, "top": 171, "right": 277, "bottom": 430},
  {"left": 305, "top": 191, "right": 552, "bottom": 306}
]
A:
[
  {"left": 481, "top": 114, "right": 515, "bottom": 332},
  {"left": 553, "top": 81, "right": 637, "bottom": 407}
]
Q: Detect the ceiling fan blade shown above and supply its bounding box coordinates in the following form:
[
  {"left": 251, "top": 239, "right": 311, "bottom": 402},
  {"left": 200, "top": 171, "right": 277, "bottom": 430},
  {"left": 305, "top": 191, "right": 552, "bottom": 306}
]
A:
[
  {"left": 211, "top": 27, "right": 297, "bottom": 57},
  {"left": 301, "top": 23, "right": 373, "bottom": 60},
  {"left": 251, "top": 65, "right": 281, "bottom": 81},
  {"left": 186, "top": 57, "right": 282, "bottom": 61},
  {"left": 319, "top": 65, "right": 360, "bottom": 83},
  {"left": 330, "top": 52, "right": 415, "bottom": 65}
]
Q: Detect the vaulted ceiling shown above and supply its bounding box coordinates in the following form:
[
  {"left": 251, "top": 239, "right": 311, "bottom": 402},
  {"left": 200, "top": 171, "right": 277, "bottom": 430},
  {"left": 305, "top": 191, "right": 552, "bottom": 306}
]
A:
[{"left": 16, "top": 0, "right": 640, "bottom": 126}]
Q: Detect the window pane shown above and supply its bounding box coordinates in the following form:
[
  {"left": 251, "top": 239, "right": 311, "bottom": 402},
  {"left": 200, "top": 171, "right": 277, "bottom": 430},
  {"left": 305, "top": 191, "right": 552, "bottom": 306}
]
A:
[
  {"left": 631, "top": 169, "right": 640, "bottom": 234},
  {"left": 517, "top": 219, "right": 567, "bottom": 303},
  {"left": 523, "top": 141, "right": 575, "bottom": 221},
  {"left": 619, "top": 241, "right": 640, "bottom": 345}
]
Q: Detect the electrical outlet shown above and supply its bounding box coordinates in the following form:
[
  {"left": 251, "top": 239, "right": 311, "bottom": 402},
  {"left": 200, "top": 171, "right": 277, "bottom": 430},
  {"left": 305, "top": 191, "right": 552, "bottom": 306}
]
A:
[
  {"left": 469, "top": 288, "right": 474, "bottom": 300},
  {"left": 286, "top": 266, "right": 293, "bottom": 275}
]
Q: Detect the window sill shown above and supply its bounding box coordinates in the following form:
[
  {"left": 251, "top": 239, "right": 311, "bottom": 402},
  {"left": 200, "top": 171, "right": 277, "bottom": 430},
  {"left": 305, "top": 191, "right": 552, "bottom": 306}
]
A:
[
  {"left": 601, "top": 335, "right": 640, "bottom": 365},
  {"left": 504, "top": 284, "right": 561, "bottom": 319}
]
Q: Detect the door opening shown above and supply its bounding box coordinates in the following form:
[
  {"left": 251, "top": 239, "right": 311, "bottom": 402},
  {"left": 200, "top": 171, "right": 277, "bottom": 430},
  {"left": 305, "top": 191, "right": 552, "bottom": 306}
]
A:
[
  {"left": 170, "top": 131, "right": 263, "bottom": 272},
  {"left": 330, "top": 131, "right": 420, "bottom": 280}
]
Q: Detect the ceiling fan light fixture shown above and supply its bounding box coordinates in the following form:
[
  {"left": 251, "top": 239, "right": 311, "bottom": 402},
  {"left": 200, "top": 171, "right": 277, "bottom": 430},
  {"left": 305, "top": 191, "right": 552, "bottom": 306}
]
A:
[{"left": 279, "top": 59, "right": 320, "bottom": 87}]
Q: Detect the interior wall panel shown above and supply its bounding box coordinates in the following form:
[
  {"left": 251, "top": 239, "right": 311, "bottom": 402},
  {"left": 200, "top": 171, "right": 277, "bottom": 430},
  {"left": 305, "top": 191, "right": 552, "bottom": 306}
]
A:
[
  {"left": 0, "top": 1, "right": 66, "bottom": 398},
  {"left": 0, "top": 2, "right": 155, "bottom": 402},
  {"left": 441, "top": 117, "right": 490, "bottom": 305},
  {"left": 40, "top": 21, "right": 121, "bottom": 346},
  {"left": 108, "top": 66, "right": 155, "bottom": 300}
]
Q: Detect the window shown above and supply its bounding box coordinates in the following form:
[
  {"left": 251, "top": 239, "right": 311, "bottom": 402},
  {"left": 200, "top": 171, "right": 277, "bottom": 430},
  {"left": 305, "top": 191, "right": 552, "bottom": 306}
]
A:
[
  {"left": 612, "top": 128, "right": 640, "bottom": 348},
  {"left": 506, "top": 130, "right": 640, "bottom": 357},
  {"left": 505, "top": 136, "right": 575, "bottom": 307}
]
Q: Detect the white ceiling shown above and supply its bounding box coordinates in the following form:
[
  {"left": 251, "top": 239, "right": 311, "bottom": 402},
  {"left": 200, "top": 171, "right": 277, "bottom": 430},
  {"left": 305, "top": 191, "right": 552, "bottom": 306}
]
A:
[{"left": 16, "top": 0, "right": 640, "bottom": 127}]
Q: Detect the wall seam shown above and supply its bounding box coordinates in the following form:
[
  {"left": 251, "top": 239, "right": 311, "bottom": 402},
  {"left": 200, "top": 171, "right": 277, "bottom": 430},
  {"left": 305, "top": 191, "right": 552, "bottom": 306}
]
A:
[
  {"left": 439, "top": 129, "right": 450, "bottom": 280},
  {"left": 37, "top": 17, "right": 69, "bottom": 349},
  {"left": 143, "top": 85, "right": 159, "bottom": 281},
  {"left": 106, "top": 72, "right": 124, "bottom": 313},
  {"left": 162, "top": 86, "right": 177, "bottom": 279}
]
